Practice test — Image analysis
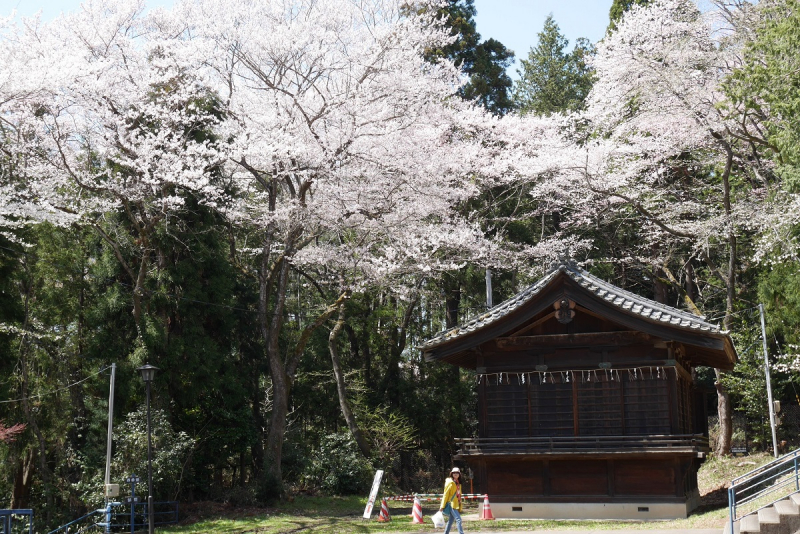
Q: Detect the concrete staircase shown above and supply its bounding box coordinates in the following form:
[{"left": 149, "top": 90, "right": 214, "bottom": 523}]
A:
[{"left": 724, "top": 493, "right": 800, "bottom": 534}]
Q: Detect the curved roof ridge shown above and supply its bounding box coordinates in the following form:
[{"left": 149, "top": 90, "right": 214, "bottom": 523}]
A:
[
  {"left": 563, "top": 264, "right": 716, "bottom": 327},
  {"left": 420, "top": 261, "right": 724, "bottom": 350}
]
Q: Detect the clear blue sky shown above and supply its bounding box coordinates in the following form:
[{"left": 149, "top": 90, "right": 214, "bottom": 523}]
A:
[{"left": 1, "top": 0, "right": 614, "bottom": 78}]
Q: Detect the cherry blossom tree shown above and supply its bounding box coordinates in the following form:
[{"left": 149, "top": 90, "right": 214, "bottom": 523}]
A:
[
  {"left": 0, "top": 0, "right": 229, "bottom": 344},
  {"left": 514, "top": 0, "right": 782, "bottom": 453},
  {"left": 159, "top": 0, "right": 505, "bottom": 482},
  {"left": 0, "top": 421, "right": 24, "bottom": 443},
  {"left": 1, "top": 0, "right": 513, "bottom": 485}
]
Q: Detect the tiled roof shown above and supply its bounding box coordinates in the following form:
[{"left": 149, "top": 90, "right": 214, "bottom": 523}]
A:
[{"left": 420, "top": 261, "right": 725, "bottom": 350}]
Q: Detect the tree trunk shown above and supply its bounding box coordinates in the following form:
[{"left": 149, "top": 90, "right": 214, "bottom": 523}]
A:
[
  {"left": 653, "top": 271, "right": 669, "bottom": 304},
  {"left": 715, "top": 368, "right": 733, "bottom": 454},
  {"left": 262, "top": 251, "right": 291, "bottom": 487},
  {"left": 443, "top": 273, "right": 462, "bottom": 384},
  {"left": 684, "top": 260, "right": 697, "bottom": 303},
  {"left": 329, "top": 304, "right": 371, "bottom": 457},
  {"left": 260, "top": 238, "right": 346, "bottom": 487},
  {"left": 444, "top": 274, "right": 461, "bottom": 329},
  {"left": 714, "top": 139, "right": 737, "bottom": 456},
  {"left": 11, "top": 448, "right": 35, "bottom": 509},
  {"left": 18, "top": 270, "right": 54, "bottom": 520}
]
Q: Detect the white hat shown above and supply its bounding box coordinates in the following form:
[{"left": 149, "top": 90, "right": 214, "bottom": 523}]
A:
[{"left": 450, "top": 467, "right": 460, "bottom": 474}]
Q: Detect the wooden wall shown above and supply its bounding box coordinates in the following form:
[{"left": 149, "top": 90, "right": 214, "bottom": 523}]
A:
[
  {"left": 481, "top": 373, "right": 674, "bottom": 438},
  {"left": 475, "top": 457, "right": 694, "bottom": 502}
]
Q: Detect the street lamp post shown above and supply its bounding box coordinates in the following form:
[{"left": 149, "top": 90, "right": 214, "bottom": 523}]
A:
[{"left": 136, "top": 364, "right": 159, "bottom": 534}]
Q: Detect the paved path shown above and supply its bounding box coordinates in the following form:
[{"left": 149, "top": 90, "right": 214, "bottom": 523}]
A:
[{"left": 385, "top": 508, "right": 723, "bottom": 533}]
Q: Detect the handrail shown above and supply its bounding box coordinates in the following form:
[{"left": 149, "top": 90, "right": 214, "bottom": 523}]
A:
[
  {"left": 732, "top": 449, "right": 800, "bottom": 484},
  {"left": 48, "top": 501, "right": 179, "bottom": 534},
  {"left": 728, "top": 449, "right": 800, "bottom": 534},
  {"left": 46, "top": 509, "right": 104, "bottom": 534},
  {"left": 0, "top": 509, "right": 33, "bottom": 534}
]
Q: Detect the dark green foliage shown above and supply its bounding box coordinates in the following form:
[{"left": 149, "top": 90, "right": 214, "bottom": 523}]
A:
[
  {"left": 427, "top": 0, "right": 515, "bottom": 114},
  {"left": 461, "top": 38, "right": 515, "bottom": 115},
  {"left": 513, "top": 15, "right": 594, "bottom": 115},
  {"left": 112, "top": 407, "right": 194, "bottom": 500},
  {"left": 724, "top": 0, "right": 800, "bottom": 172},
  {"left": 304, "top": 433, "right": 373, "bottom": 495},
  {"left": 136, "top": 196, "right": 260, "bottom": 501},
  {"left": 0, "top": 233, "right": 23, "bottom": 404}
]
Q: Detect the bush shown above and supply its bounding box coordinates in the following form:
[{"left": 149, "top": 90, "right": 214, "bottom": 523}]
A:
[
  {"left": 112, "top": 407, "right": 194, "bottom": 500},
  {"left": 304, "top": 433, "right": 373, "bottom": 495}
]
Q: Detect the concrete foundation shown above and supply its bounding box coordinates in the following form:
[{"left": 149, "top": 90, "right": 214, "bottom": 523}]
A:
[{"left": 482, "top": 501, "right": 691, "bottom": 520}]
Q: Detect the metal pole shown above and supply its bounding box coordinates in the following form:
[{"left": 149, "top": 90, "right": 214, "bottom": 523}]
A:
[
  {"left": 105, "top": 363, "right": 116, "bottom": 534},
  {"left": 146, "top": 379, "right": 154, "bottom": 534},
  {"left": 728, "top": 486, "right": 735, "bottom": 534},
  {"left": 759, "top": 303, "right": 780, "bottom": 458},
  {"left": 105, "top": 364, "right": 116, "bottom": 489},
  {"left": 485, "top": 269, "right": 493, "bottom": 309},
  {"left": 131, "top": 479, "right": 137, "bottom": 534}
]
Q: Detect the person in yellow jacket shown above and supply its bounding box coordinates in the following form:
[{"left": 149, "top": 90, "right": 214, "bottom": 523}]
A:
[{"left": 439, "top": 467, "right": 465, "bottom": 534}]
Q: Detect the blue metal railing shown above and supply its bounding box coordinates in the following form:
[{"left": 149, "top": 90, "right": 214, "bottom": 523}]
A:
[
  {"left": 728, "top": 449, "right": 800, "bottom": 534},
  {"left": 47, "top": 501, "right": 178, "bottom": 534},
  {"left": 1, "top": 509, "right": 33, "bottom": 534},
  {"left": 47, "top": 503, "right": 118, "bottom": 534},
  {"left": 108, "top": 501, "right": 179, "bottom": 532}
]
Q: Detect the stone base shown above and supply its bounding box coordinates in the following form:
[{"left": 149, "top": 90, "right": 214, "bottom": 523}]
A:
[{"left": 482, "top": 501, "right": 692, "bottom": 520}]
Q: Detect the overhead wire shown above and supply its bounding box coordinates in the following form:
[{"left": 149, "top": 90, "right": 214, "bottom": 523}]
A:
[
  {"left": 704, "top": 305, "right": 760, "bottom": 324},
  {"left": 0, "top": 364, "right": 111, "bottom": 404}
]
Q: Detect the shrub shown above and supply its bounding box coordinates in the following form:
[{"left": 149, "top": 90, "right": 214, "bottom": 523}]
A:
[
  {"left": 112, "top": 407, "right": 194, "bottom": 500},
  {"left": 304, "top": 433, "right": 373, "bottom": 495}
]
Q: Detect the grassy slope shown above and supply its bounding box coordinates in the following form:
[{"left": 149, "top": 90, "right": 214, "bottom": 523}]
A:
[{"left": 160, "top": 452, "right": 775, "bottom": 534}]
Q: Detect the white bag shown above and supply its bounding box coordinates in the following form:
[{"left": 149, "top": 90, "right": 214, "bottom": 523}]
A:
[{"left": 432, "top": 510, "right": 446, "bottom": 528}]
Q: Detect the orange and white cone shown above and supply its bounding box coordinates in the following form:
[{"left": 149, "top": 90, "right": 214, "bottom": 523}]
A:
[
  {"left": 411, "top": 495, "right": 424, "bottom": 524},
  {"left": 480, "top": 494, "right": 495, "bottom": 520},
  {"left": 377, "top": 498, "right": 391, "bottom": 522}
]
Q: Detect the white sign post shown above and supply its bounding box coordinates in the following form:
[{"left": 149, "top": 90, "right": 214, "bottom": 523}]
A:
[{"left": 363, "top": 469, "right": 384, "bottom": 519}]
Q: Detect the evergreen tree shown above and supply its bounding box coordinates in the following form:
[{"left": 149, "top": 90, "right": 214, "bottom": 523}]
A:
[
  {"left": 428, "top": 0, "right": 515, "bottom": 115},
  {"left": 513, "top": 15, "right": 594, "bottom": 115}
]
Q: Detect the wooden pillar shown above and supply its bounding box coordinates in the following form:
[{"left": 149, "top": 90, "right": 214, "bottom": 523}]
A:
[{"left": 572, "top": 379, "right": 580, "bottom": 436}]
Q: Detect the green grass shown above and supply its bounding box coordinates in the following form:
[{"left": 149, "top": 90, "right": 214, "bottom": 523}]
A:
[
  {"left": 159, "top": 501, "right": 727, "bottom": 534},
  {"left": 159, "top": 453, "right": 778, "bottom": 533}
]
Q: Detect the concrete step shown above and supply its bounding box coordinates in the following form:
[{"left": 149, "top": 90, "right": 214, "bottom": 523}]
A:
[
  {"left": 740, "top": 513, "right": 762, "bottom": 533},
  {"left": 723, "top": 506, "right": 800, "bottom": 534},
  {"left": 758, "top": 506, "right": 781, "bottom": 534},
  {"left": 758, "top": 506, "right": 782, "bottom": 534},
  {"left": 723, "top": 518, "right": 741, "bottom": 534},
  {"left": 791, "top": 492, "right": 800, "bottom": 508},
  {"left": 774, "top": 498, "right": 800, "bottom": 534}
]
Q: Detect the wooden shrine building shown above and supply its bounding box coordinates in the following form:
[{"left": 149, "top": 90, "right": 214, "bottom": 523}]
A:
[{"left": 420, "top": 261, "right": 737, "bottom": 519}]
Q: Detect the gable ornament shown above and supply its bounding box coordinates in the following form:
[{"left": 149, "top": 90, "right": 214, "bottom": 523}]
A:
[{"left": 554, "top": 298, "right": 576, "bottom": 324}]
